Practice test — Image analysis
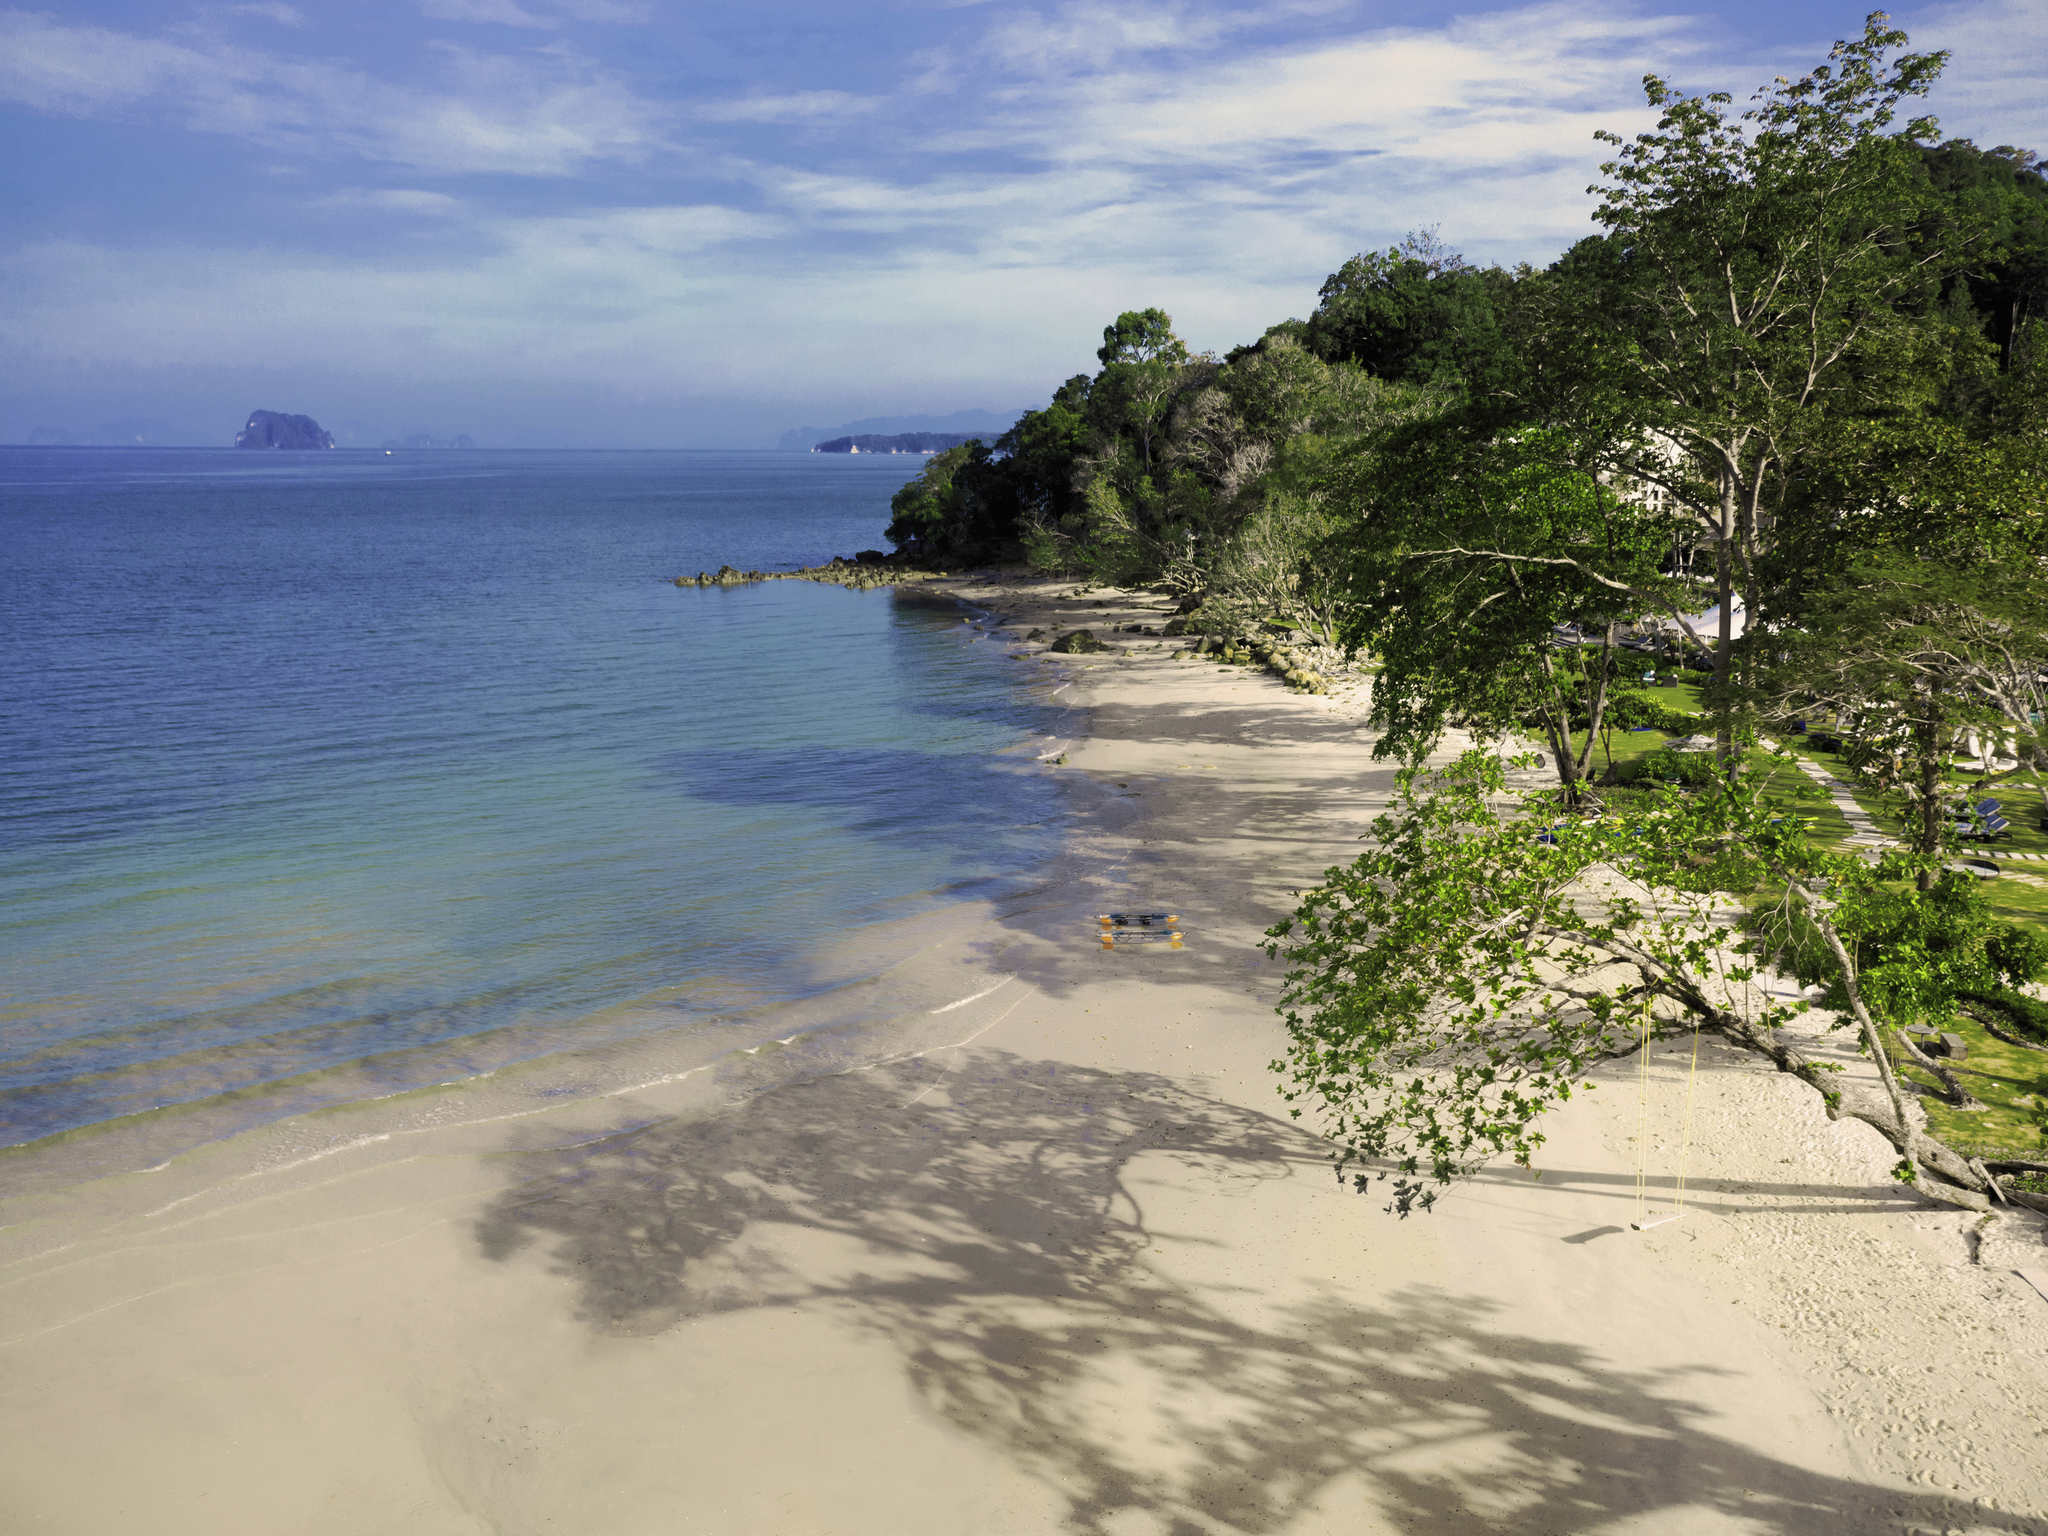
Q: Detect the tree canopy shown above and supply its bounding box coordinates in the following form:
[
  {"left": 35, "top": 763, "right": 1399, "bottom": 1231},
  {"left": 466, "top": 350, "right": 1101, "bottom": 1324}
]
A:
[{"left": 876, "top": 12, "right": 2048, "bottom": 1219}]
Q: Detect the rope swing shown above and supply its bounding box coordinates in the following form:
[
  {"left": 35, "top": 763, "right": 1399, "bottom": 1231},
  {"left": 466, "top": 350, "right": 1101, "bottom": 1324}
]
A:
[{"left": 1631, "top": 990, "right": 1703, "bottom": 1232}]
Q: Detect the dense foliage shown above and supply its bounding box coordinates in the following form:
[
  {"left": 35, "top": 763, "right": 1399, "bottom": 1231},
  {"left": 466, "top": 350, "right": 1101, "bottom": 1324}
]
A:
[
  {"left": 884, "top": 15, "right": 2048, "bottom": 1211},
  {"left": 1267, "top": 752, "right": 2045, "bottom": 1214}
]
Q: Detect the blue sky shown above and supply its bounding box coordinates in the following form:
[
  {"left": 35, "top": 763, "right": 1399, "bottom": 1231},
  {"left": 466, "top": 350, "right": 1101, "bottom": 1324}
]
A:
[{"left": 3, "top": 1, "right": 2043, "bottom": 448}]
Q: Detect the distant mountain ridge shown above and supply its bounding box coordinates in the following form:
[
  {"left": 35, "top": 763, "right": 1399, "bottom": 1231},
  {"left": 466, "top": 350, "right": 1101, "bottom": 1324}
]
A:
[{"left": 775, "top": 408, "right": 1025, "bottom": 453}]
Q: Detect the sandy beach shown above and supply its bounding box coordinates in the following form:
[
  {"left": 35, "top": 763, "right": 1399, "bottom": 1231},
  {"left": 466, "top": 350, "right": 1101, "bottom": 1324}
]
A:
[{"left": 3, "top": 573, "right": 2046, "bottom": 1536}]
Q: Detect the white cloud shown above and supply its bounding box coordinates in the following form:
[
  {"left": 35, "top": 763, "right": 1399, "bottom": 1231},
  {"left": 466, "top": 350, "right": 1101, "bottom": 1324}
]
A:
[
  {"left": 312, "top": 187, "right": 465, "bottom": 214},
  {"left": 695, "top": 90, "right": 881, "bottom": 125},
  {"left": 0, "top": 9, "right": 669, "bottom": 174},
  {"left": 0, "top": 0, "right": 1704, "bottom": 404},
  {"left": 732, "top": 0, "right": 1695, "bottom": 304},
  {"left": 419, "top": 0, "right": 649, "bottom": 26},
  {"left": 421, "top": 0, "right": 558, "bottom": 27},
  {"left": 0, "top": 12, "right": 202, "bottom": 113},
  {"left": 29, "top": 0, "right": 2016, "bottom": 440},
  {"left": 1912, "top": 0, "right": 2048, "bottom": 151},
  {"left": 977, "top": 0, "right": 1236, "bottom": 69}
]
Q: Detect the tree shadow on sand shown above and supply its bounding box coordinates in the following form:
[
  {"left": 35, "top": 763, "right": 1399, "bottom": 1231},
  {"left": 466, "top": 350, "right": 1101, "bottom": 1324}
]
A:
[{"left": 474, "top": 1050, "right": 2039, "bottom": 1535}]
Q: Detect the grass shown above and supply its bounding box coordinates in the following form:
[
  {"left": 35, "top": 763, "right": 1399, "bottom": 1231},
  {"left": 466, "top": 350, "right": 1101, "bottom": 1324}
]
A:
[
  {"left": 1588, "top": 683, "right": 1854, "bottom": 845},
  {"left": 1578, "top": 678, "right": 2048, "bottom": 1158},
  {"left": 1896, "top": 1020, "right": 2048, "bottom": 1158},
  {"left": 1776, "top": 734, "right": 2048, "bottom": 858}
]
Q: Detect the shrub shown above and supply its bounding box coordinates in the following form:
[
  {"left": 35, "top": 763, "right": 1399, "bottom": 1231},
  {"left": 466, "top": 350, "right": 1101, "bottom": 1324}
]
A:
[{"left": 1627, "top": 748, "right": 1721, "bottom": 787}]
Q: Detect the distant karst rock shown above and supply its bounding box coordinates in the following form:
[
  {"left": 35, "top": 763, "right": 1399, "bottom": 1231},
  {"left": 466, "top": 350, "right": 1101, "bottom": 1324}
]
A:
[{"left": 235, "top": 410, "right": 334, "bottom": 450}]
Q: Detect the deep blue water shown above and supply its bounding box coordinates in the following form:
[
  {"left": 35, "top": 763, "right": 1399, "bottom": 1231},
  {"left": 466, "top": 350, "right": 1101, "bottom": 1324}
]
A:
[{"left": 0, "top": 448, "right": 1065, "bottom": 1153}]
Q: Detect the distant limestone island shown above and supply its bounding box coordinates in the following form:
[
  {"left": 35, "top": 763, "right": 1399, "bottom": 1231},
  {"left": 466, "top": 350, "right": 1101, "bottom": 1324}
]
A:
[
  {"left": 235, "top": 410, "right": 333, "bottom": 450},
  {"left": 813, "top": 431, "right": 980, "bottom": 454},
  {"left": 229, "top": 413, "right": 475, "bottom": 450}
]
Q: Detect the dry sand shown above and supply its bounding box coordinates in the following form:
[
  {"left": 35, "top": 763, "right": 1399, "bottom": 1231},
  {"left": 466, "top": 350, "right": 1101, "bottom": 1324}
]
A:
[{"left": 2, "top": 573, "right": 2045, "bottom": 1535}]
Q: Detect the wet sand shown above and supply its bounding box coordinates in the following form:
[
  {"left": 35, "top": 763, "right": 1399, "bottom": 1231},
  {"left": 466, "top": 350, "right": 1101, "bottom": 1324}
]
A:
[{"left": 2, "top": 573, "right": 2045, "bottom": 1535}]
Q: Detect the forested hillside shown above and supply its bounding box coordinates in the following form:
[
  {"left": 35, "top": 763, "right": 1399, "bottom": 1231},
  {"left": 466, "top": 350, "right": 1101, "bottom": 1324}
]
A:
[{"left": 892, "top": 16, "right": 2048, "bottom": 1215}]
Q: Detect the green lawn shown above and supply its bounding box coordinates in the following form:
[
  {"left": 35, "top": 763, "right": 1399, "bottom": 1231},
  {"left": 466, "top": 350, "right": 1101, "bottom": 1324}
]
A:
[
  {"left": 1775, "top": 733, "right": 2048, "bottom": 858},
  {"left": 1588, "top": 680, "right": 1853, "bottom": 844},
  {"left": 1581, "top": 679, "right": 2048, "bottom": 1158},
  {"left": 1902, "top": 1020, "right": 2048, "bottom": 1158}
]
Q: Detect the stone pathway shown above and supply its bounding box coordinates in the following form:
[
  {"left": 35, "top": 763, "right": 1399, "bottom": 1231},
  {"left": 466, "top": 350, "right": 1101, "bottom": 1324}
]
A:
[
  {"left": 1785, "top": 754, "right": 2048, "bottom": 886},
  {"left": 1788, "top": 755, "right": 1894, "bottom": 853}
]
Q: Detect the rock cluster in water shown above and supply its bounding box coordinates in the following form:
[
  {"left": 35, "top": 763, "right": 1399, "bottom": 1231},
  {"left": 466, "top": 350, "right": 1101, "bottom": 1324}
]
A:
[
  {"left": 234, "top": 410, "right": 334, "bottom": 449},
  {"left": 674, "top": 552, "right": 946, "bottom": 592}
]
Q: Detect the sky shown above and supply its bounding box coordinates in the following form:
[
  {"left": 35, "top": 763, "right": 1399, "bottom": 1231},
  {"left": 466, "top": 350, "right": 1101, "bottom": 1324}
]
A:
[{"left": 3, "top": 0, "right": 2044, "bottom": 448}]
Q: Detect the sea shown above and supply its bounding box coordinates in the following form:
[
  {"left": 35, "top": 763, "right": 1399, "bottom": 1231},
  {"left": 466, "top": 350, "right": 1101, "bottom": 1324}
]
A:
[{"left": 0, "top": 448, "right": 1073, "bottom": 1187}]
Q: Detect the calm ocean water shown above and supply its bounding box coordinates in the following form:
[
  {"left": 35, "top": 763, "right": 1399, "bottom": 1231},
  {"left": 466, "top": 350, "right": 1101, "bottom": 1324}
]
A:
[{"left": 0, "top": 448, "right": 1067, "bottom": 1159}]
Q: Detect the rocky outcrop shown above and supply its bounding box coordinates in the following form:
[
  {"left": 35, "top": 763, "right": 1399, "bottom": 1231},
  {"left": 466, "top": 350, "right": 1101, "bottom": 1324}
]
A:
[
  {"left": 673, "top": 552, "right": 945, "bottom": 593},
  {"left": 1184, "top": 631, "right": 1332, "bottom": 693},
  {"left": 235, "top": 411, "right": 334, "bottom": 450}
]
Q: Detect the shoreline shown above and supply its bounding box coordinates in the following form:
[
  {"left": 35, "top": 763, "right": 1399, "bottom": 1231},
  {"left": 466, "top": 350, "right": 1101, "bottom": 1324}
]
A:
[
  {"left": 0, "top": 575, "right": 1092, "bottom": 1202},
  {"left": 3, "top": 570, "right": 2046, "bottom": 1533}
]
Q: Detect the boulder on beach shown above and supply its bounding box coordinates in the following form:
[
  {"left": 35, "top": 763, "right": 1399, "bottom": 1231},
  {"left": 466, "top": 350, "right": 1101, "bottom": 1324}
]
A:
[{"left": 1050, "top": 629, "right": 1106, "bottom": 654}]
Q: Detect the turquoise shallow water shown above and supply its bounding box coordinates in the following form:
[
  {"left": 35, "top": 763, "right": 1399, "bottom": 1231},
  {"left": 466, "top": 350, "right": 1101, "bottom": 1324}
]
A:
[{"left": 0, "top": 448, "right": 1068, "bottom": 1157}]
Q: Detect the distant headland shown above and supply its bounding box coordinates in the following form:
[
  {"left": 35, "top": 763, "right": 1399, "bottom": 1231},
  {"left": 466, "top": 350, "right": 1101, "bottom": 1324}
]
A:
[
  {"left": 774, "top": 408, "right": 1025, "bottom": 453},
  {"left": 813, "top": 432, "right": 981, "bottom": 455},
  {"left": 235, "top": 411, "right": 334, "bottom": 450}
]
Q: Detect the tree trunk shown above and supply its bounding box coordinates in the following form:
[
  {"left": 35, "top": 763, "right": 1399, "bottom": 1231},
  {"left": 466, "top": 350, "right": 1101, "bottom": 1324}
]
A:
[
  {"left": 1894, "top": 1028, "right": 1987, "bottom": 1110},
  {"left": 1534, "top": 651, "right": 1585, "bottom": 809},
  {"left": 1913, "top": 697, "right": 1944, "bottom": 893},
  {"left": 1578, "top": 629, "right": 1616, "bottom": 786},
  {"left": 1780, "top": 881, "right": 1995, "bottom": 1209},
  {"left": 1713, "top": 471, "right": 1736, "bottom": 763}
]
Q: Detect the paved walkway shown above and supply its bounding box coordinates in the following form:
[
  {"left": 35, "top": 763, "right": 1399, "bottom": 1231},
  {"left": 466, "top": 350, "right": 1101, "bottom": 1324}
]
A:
[
  {"left": 1786, "top": 754, "right": 2048, "bottom": 886},
  {"left": 1788, "top": 755, "right": 1893, "bottom": 853}
]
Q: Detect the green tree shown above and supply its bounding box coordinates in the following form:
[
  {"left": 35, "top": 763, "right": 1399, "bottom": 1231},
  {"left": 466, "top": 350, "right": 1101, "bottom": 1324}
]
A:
[
  {"left": 1305, "top": 230, "right": 1519, "bottom": 391},
  {"left": 1333, "top": 423, "right": 1675, "bottom": 807},
  {"left": 884, "top": 441, "right": 1019, "bottom": 565},
  {"left": 1761, "top": 553, "right": 2048, "bottom": 880},
  {"left": 1000, "top": 375, "right": 1093, "bottom": 527},
  {"left": 1266, "top": 752, "right": 2047, "bottom": 1215},
  {"left": 1922, "top": 138, "right": 2048, "bottom": 376},
  {"left": 1580, "top": 13, "right": 1957, "bottom": 750},
  {"left": 1092, "top": 307, "right": 1194, "bottom": 470}
]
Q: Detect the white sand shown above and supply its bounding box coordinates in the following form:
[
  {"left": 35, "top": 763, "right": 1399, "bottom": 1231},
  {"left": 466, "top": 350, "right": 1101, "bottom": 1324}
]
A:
[{"left": 1, "top": 573, "right": 2044, "bottom": 1535}]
